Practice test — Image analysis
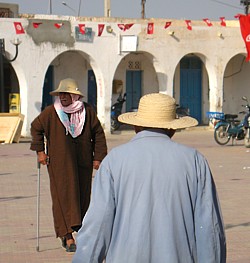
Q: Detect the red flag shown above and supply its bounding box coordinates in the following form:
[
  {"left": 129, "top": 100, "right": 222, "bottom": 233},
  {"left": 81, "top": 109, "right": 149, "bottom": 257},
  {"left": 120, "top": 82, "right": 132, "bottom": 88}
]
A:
[
  {"left": 33, "top": 22, "right": 42, "bottom": 28},
  {"left": 164, "top": 21, "right": 172, "bottom": 29},
  {"left": 220, "top": 17, "right": 226, "bottom": 27},
  {"left": 147, "top": 22, "right": 154, "bottom": 34},
  {"left": 79, "top": 24, "right": 85, "bottom": 35},
  {"left": 117, "top": 23, "right": 134, "bottom": 31},
  {"left": 79, "top": 24, "right": 85, "bottom": 34},
  {"left": 125, "top": 23, "right": 134, "bottom": 31},
  {"left": 117, "top": 24, "right": 126, "bottom": 31},
  {"left": 98, "top": 24, "right": 105, "bottom": 36},
  {"left": 185, "top": 20, "right": 192, "bottom": 31},
  {"left": 54, "top": 23, "right": 64, "bottom": 29},
  {"left": 203, "top": 18, "right": 213, "bottom": 27},
  {"left": 238, "top": 15, "right": 250, "bottom": 61},
  {"left": 234, "top": 14, "right": 243, "bottom": 19},
  {"left": 13, "top": 22, "right": 25, "bottom": 34}
]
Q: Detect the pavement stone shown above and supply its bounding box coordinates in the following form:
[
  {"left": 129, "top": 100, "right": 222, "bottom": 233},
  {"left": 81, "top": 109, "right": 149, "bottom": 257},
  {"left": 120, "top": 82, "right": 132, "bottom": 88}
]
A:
[{"left": 0, "top": 128, "right": 249, "bottom": 263}]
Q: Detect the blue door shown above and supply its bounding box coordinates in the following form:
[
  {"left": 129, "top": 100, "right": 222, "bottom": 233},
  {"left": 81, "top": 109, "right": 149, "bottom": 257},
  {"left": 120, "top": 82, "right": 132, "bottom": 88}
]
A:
[
  {"left": 126, "top": 70, "right": 142, "bottom": 111},
  {"left": 180, "top": 57, "right": 202, "bottom": 123},
  {"left": 88, "top": 70, "right": 97, "bottom": 112},
  {"left": 42, "top": 65, "right": 54, "bottom": 111}
]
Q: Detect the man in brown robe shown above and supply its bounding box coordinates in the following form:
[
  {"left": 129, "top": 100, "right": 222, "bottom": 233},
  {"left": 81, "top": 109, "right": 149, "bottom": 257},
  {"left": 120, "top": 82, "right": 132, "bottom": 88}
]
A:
[{"left": 30, "top": 78, "right": 107, "bottom": 252}]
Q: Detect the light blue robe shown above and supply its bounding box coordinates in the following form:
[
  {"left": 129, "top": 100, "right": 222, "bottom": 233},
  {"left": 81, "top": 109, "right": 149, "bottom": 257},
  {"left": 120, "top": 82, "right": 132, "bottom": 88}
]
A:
[{"left": 73, "top": 130, "right": 226, "bottom": 263}]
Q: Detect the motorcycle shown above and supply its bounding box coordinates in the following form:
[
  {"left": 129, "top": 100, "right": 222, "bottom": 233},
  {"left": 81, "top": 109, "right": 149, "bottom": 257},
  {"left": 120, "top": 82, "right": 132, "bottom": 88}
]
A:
[
  {"left": 176, "top": 104, "right": 190, "bottom": 117},
  {"left": 111, "top": 93, "right": 126, "bottom": 131},
  {"left": 208, "top": 96, "right": 250, "bottom": 147},
  {"left": 110, "top": 97, "right": 189, "bottom": 131}
]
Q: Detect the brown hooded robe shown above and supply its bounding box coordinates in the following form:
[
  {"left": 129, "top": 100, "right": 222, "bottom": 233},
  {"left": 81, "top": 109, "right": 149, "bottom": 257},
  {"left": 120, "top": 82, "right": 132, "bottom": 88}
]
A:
[{"left": 30, "top": 103, "right": 107, "bottom": 238}]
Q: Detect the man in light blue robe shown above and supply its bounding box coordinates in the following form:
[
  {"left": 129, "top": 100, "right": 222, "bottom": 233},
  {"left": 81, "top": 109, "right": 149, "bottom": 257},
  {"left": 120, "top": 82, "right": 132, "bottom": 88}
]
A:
[{"left": 73, "top": 93, "right": 226, "bottom": 263}]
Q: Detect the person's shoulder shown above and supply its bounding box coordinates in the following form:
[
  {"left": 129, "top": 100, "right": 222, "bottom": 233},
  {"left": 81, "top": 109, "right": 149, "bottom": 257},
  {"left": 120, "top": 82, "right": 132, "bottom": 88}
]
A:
[
  {"left": 107, "top": 140, "right": 134, "bottom": 157},
  {"left": 173, "top": 140, "right": 205, "bottom": 159},
  {"left": 84, "top": 102, "right": 95, "bottom": 111},
  {"left": 41, "top": 105, "right": 55, "bottom": 114}
]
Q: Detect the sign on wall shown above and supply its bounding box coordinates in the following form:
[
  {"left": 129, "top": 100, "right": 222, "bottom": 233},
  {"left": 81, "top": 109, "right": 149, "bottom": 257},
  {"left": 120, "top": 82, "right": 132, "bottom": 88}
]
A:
[
  {"left": 75, "top": 27, "right": 93, "bottom": 43},
  {"left": 120, "top": 35, "right": 138, "bottom": 52}
]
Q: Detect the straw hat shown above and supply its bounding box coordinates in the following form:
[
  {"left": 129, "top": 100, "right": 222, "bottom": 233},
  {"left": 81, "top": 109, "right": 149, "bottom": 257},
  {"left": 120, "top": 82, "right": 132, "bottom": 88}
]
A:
[
  {"left": 50, "top": 78, "right": 84, "bottom": 97},
  {"left": 118, "top": 93, "right": 198, "bottom": 129}
]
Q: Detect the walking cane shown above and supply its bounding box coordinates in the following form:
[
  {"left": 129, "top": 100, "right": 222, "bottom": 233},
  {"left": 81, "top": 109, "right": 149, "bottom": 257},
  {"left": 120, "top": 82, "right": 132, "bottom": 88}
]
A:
[{"left": 36, "top": 161, "right": 41, "bottom": 252}]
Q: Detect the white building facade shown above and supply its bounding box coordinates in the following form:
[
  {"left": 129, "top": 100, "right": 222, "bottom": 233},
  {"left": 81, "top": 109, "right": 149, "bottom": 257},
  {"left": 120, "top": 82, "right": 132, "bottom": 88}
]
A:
[{"left": 0, "top": 14, "right": 249, "bottom": 136}]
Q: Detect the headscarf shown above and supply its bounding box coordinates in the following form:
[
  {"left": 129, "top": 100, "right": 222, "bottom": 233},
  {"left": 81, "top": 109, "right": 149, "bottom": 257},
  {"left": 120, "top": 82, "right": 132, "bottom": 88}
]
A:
[{"left": 54, "top": 94, "right": 86, "bottom": 138}]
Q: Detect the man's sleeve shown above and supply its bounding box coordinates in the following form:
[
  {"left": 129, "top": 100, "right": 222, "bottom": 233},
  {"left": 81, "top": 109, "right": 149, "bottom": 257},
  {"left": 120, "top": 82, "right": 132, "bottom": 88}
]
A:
[
  {"left": 88, "top": 105, "right": 107, "bottom": 161},
  {"left": 194, "top": 155, "right": 227, "bottom": 263},
  {"left": 72, "top": 160, "right": 115, "bottom": 263}
]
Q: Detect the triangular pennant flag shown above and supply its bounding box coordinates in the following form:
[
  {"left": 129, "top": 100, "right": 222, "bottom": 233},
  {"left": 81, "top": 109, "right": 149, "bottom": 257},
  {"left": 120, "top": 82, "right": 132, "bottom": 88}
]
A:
[
  {"left": 147, "top": 22, "right": 154, "bottom": 34},
  {"left": 125, "top": 23, "right": 134, "bottom": 31},
  {"left": 164, "top": 21, "right": 172, "bottom": 29},
  {"left": 234, "top": 14, "right": 243, "bottom": 19},
  {"left": 203, "top": 18, "right": 213, "bottom": 27},
  {"left": 79, "top": 24, "right": 85, "bottom": 34},
  {"left": 185, "top": 20, "right": 192, "bottom": 31},
  {"left": 13, "top": 22, "right": 25, "bottom": 34},
  {"left": 54, "top": 23, "right": 64, "bottom": 29},
  {"left": 33, "top": 22, "right": 42, "bottom": 28},
  {"left": 117, "top": 24, "right": 126, "bottom": 31},
  {"left": 220, "top": 17, "right": 226, "bottom": 27},
  {"left": 98, "top": 24, "right": 105, "bottom": 36},
  {"left": 238, "top": 14, "right": 250, "bottom": 61}
]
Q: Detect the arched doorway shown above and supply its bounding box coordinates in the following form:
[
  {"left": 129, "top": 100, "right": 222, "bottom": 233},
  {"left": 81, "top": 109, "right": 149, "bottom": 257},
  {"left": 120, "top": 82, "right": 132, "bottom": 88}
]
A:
[
  {"left": 88, "top": 70, "right": 97, "bottom": 112},
  {"left": 223, "top": 54, "right": 250, "bottom": 114},
  {"left": 1, "top": 60, "right": 19, "bottom": 113},
  {"left": 41, "top": 51, "right": 98, "bottom": 112},
  {"left": 113, "top": 52, "right": 158, "bottom": 114},
  {"left": 42, "top": 65, "right": 54, "bottom": 111},
  {"left": 174, "top": 53, "right": 210, "bottom": 124},
  {"left": 180, "top": 56, "right": 202, "bottom": 123}
]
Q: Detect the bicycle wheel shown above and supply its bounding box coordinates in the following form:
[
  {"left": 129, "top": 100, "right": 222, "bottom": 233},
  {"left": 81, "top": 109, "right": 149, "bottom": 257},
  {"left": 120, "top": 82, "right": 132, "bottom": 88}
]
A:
[{"left": 214, "top": 124, "right": 231, "bottom": 145}]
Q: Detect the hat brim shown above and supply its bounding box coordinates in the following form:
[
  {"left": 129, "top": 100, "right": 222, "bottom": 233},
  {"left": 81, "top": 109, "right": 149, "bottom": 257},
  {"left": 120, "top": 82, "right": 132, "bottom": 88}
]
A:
[
  {"left": 118, "top": 112, "right": 198, "bottom": 129},
  {"left": 49, "top": 89, "right": 84, "bottom": 97}
]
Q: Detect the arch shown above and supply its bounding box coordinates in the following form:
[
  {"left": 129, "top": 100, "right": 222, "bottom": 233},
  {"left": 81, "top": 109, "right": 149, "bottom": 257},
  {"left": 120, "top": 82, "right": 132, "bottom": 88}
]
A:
[
  {"left": 1, "top": 60, "right": 19, "bottom": 112},
  {"left": 223, "top": 53, "right": 250, "bottom": 114},
  {"left": 41, "top": 49, "right": 105, "bottom": 117},
  {"left": 173, "top": 52, "right": 209, "bottom": 124},
  {"left": 113, "top": 51, "right": 159, "bottom": 112},
  {"left": 0, "top": 51, "right": 28, "bottom": 135}
]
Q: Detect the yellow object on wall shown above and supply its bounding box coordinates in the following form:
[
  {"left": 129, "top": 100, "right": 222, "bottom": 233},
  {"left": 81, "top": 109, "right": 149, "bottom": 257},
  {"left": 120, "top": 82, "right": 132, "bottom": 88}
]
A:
[{"left": 9, "top": 93, "right": 20, "bottom": 113}]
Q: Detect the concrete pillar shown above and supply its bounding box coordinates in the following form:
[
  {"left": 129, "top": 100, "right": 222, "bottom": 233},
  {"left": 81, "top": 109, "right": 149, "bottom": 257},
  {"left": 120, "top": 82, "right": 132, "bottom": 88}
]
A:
[
  {"left": 104, "top": 0, "right": 111, "bottom": 17},
  {"left": 208, "top": 68, "right": 224, "bottom": 113}
]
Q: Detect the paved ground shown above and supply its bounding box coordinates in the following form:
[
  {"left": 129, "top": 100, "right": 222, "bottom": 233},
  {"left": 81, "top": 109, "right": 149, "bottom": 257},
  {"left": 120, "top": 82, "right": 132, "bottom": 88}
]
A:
[{"left": 0, "top": 128, "right": 250, "bottom": 263}]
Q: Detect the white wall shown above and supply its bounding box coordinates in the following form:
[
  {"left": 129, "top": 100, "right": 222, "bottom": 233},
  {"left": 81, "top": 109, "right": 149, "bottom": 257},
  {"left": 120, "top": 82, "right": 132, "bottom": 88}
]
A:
[{"left": 0, "top": 16, "right": 248, "bottom": 136}]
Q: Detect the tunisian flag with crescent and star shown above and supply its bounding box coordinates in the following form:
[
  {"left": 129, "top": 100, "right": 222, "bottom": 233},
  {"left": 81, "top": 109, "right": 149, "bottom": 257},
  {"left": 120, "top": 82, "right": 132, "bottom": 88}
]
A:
[
  {"left": 13, "top": 22, "right": 25, "bottom": 34},
  {"left": 147, "top": 22, "right": 154, "bottom": 34},
  {"left": 98, "top": 24, "right": 105, "bottom": 36},
  {"left": 238, "top": 14, "right": 250, "bottom": 61}
]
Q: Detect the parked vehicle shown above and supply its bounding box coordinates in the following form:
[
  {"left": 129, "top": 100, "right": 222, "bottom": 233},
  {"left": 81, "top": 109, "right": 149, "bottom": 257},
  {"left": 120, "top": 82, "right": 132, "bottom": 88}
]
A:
[
  {"left": 207, "top": 96, "right": 250, "bottom": 147},
  {"left": 242, "top": 97, "right": 250, "bottom": 148},
  {"left": 111, "top": 93, "right": 126, "bottom": 131}
]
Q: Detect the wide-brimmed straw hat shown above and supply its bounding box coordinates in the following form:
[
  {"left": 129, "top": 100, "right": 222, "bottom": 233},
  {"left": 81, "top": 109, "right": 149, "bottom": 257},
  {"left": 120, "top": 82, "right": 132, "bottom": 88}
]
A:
[
  {"left": 50, "top": 78, "right": 84, "bottom": 97},
  {"left": 118, "top": 93, "right": 198, "bottom": 129}
]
